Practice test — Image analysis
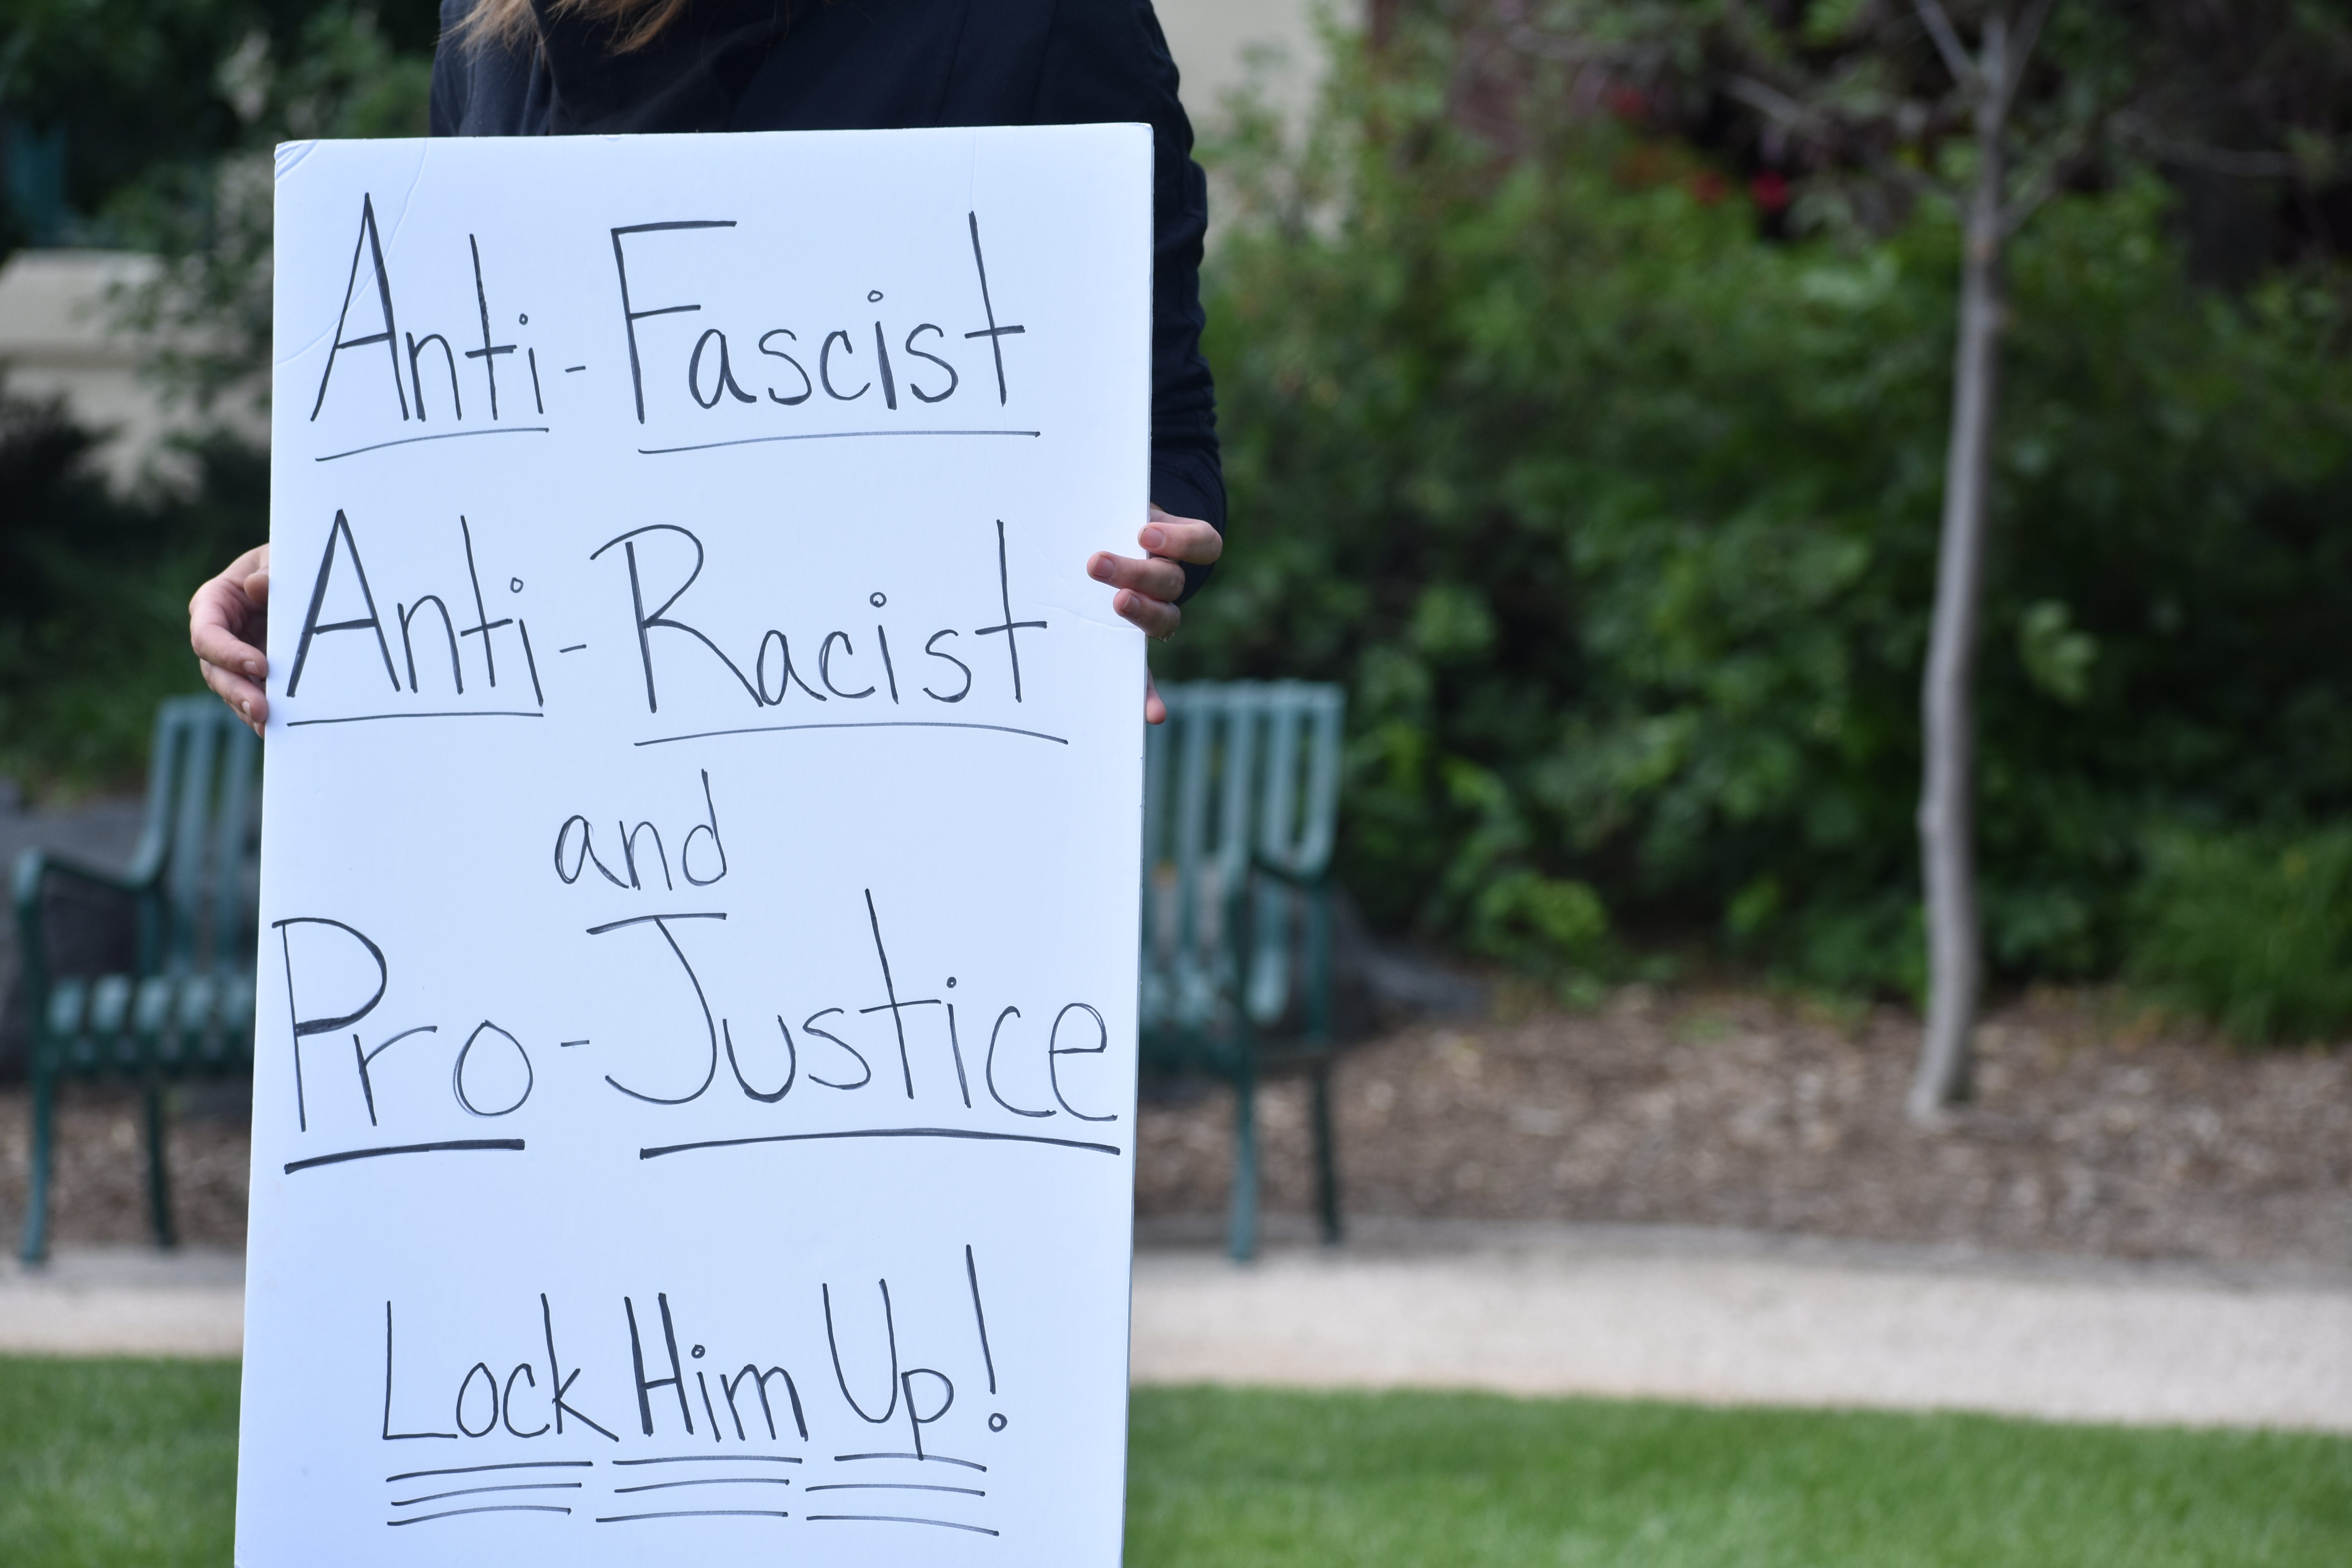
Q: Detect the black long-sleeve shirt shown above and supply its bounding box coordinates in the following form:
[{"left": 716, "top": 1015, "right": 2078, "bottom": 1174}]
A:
[{"left": 430, "top": 0, "right": 1223, "bottom": 592}]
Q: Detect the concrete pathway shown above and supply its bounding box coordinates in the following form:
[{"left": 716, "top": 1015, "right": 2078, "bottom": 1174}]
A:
[
  {"left": 5, "top": 1222, "right": 2349, "bottom": 1432},
  {"left": 0, "top": 1245, "right": 243, "bottom": 1357},
  {"left": 1131, "top": 1221, "right": 2352, "bottom": 1432}
]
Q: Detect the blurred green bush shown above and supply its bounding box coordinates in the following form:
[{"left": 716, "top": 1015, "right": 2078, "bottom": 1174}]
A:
[
  {"left": 2129, "top": 826, "right": 2352, "bottom": 1045},
  {"left": 1167, "top": 40, "right": 2352, "bottom": 1019},
  {"left": 0, "top": 393, "right": 266, "bottom": 785},
  {"left": 0, "top": 0, "right": 434, "bottom": 788}
]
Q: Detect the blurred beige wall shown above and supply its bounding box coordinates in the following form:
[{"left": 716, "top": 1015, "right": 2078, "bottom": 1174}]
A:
[
  {"left": 0, "top": 249, "right": 191, "bottom": 492},
  {"left": 1158, "top": 0, "right": 1341, "bottom": 130}
]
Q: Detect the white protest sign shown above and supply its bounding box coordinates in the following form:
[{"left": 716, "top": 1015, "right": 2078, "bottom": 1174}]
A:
[{"left": 241, "top": 126, "right": 1151, "bottom": 1567}]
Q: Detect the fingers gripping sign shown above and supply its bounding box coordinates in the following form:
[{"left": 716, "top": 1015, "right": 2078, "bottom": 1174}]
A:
[
  {"left": 192, "top": 543, "right": 274, "bottom": 734},
  {"left": 1086, "top": 504, "right": 1221, "bottom": 725}
]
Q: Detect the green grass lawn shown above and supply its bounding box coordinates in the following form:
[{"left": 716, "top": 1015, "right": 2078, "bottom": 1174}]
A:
[
  {"left": 1130, "top": 1387, "right": 2352, "bottom": 1566},
  {"left": 4, "top": 1360, "right": 2348, "bottom": 1565},
  {"left": 0, "top": 1360, "right": 240, "bottom": 1568}
]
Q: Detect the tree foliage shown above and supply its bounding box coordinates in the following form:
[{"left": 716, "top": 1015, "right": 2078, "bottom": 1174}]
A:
[
  {"left": 0, "top": 388, "right": 268, "bottom": 782},
  {"left": 0, "top": 0, "right": 434, "bottom": 781},
  {"left": 2, "top": 0, "right": 436, "bottom": 408},
  {"left": 1, "top": 0, "right": 437, "bottom": 248},
  {"left": 1170, "top": 28, "right": 2352, "bottom": 1001}
]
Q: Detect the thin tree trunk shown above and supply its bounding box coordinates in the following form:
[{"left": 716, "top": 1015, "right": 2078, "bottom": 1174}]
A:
[{"left": 1911, "top": 77, "right": 2008, "bottom": 1121}]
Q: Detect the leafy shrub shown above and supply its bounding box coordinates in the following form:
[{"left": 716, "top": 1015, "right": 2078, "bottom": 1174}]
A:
[
  {"left": 1168, "top": 31, "right": 2352, "bottom": 996},
  {"left": 2129, "top": 826, "right": 2352, "bottom": 1044},
  {"left": 0, "top": 393, "right": 265, "bottom": 788},
  {"left": 1, "top": 1, "right": 429, "bottom": 792}
]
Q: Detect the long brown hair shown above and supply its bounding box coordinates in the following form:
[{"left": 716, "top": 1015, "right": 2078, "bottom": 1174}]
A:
[{"left": 457, "top": 0, "right": 693, "bottom": 55}]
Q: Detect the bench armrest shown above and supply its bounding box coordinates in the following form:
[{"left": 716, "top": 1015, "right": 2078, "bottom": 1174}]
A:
[
  {"left": 1250, "top": 852, "right": 1331, "bottom": 891},
  {"left": 14, "top": 848, "right": 154, "bottom": 1003},
  {"left": 15, "top": 847, "right": 149, "bottom": 905}
]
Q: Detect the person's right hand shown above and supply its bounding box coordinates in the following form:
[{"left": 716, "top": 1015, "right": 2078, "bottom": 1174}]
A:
[{"left": 191, "top": 544, "right": 272, "bottom": 737}]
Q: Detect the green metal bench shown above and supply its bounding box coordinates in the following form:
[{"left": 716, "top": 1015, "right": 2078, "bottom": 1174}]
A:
[
  {"left": 1140, "top": 680, "right": 1347, "bottom": 1261},
  {"left": 13, "top": 696, "right": 260, "bottom": 1262}
]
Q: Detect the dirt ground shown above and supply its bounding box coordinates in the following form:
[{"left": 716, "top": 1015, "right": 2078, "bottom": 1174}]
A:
[
  {"left": 0, "top": 1082, "right": 252, "bottom": 1250},
  {"left": 5, "top": 987, "right": 2349, "bottom": 1268},
  {"left": 1136, "top": 985, "right": 2352, "bottom": 1271}
]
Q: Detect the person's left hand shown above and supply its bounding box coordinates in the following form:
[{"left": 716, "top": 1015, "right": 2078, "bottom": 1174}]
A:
[
  {"left": 1089, "top": 504, "right": 1221, "bottom": 724},
  {"left": 191, "top": 543, "right": 273, "bottom": 737}
]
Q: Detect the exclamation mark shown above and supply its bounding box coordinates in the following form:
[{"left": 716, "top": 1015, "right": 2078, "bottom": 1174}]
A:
[{"left": 965, "top": 1244, "right": 999, "bottom": 1404}]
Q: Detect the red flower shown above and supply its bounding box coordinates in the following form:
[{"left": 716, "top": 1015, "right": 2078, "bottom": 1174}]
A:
[
  {"left": 1751, "top": 171, "right": 1791, "bottom": 212},
  {"left": 1605, "top": 85, "right": 1646, "bottom": 122},
  {"left": 1689, "top": 170, "right": 1729, "bottom": 205}
]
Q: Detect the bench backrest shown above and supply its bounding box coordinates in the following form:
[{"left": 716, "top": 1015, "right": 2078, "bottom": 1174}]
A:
[
  {"left": 138, "top": 696, "right": 261, "bottom": 979},
  {"left": 1140, "top": 681, "right": 1344, "bottom": 1045}
]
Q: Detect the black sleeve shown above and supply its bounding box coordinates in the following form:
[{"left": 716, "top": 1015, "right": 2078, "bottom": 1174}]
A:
[{"left": 1031, "top": 0, "right": 1225, "bottom": 601}]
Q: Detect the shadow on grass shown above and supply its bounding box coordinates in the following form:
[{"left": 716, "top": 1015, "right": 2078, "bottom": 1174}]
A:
[{"left": 3, "top": 1363, "right": 2347, "bottom": 1566}]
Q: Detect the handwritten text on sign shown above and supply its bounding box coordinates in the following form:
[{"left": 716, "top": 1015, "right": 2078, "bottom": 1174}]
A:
[{"left": 241, "top": 127, "right": 1151, "bottom": 1568}]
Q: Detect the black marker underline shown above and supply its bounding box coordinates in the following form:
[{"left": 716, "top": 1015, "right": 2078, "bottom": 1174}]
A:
[
  {"left": 597, "top": 1510, "right": 792, "bottom": 1523},
  {"left": 286, "top": 1138, "right": 525, "bottom": 1174},
  {"left": 613, "top": 1455, "right": 800, "bottom": 1466},
  {"left": 287, "top": 710, "right": 543, "bottom": 728},
  {"left": 637, "top": 719, "right": 1067, "bottom": 748},
  {"left": 835, "top": 1452, "right": 987, "bottom": 1472},
  {"left": 640, "top": 1126, "right": 1121, "bottom": 1160},
  {"left": 387, "top": 1461, "right": 594, "bottom": 1483},
  {"left": 391, "top": 1482, "right": 583, "bottom": 1507},
  {"left": 637, "top": 428, "right": 1040, "bottom": 456},
  {"left": 387, "top": 1505, "right": 571, "bottom": 1526},
  {"left": 316, "top": 427, "right": 550, "bottom": 462},
  {"left": 807, "top": 1514, "right": 998, "bottom": 1535}
]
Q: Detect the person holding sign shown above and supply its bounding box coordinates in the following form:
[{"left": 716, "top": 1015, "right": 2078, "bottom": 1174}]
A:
[
  {"left": 192, "top": 0, "right": 1224, "bottom": 730},
  {"left": 243, "top": 79, "right": 1185, "bottom": 1560}
]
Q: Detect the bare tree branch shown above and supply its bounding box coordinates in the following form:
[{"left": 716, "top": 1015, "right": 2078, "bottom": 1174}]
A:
[
  {"left": 1998, "top": 177, "right": 2057, "bottom": 236},
  {"left": 2109, "top": 111, "right": 2297, "bottom": 176},
  {"left": 1995, "top": 0, "right": 2058, "bottom": 118},
  {"left": 1730, "top": 71, "right": 1966, "bottom": 211},
  {"left": 1876, "top": 149, "right": 1965, "bottom": 213},
  {"left": 1998, "top": 124, "right": 2092, "bottom": 235},
  {"left": 1912, "top": 0, "right": 1981, "bottom": 94},
  {"left": 1724, "top": 74, "right": 1816, "bottom": 131}
]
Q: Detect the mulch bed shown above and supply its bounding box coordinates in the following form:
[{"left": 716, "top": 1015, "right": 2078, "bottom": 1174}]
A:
[
  {"left": 1138, "top": 985, "right": 2352, "bottom": 1271},
  {"left": 5, "top": 987, "right": 2348, "bottom": 1269},
  {"left": 0, "top": 1083, "right": 251, "bottom": 1250}
]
